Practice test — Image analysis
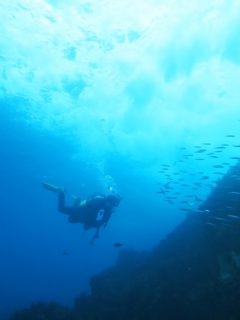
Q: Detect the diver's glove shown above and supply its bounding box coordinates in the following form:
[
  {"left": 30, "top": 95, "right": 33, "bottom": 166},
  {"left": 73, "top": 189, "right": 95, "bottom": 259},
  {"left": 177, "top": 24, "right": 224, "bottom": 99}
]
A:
[{"left": 89, "top": 228, "right": 100, "bottom": 245}]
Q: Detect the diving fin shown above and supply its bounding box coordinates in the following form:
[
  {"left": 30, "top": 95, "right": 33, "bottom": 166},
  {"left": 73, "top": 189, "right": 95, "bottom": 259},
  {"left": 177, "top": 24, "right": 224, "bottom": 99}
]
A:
[{"left": 42, "top": 182, "right": 63, "bottom": 193}]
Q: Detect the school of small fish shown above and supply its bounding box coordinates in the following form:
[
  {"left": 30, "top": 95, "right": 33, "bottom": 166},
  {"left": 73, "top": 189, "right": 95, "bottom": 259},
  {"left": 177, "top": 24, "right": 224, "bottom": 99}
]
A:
[{"left": 156, "top": 132, "right": 240, "bottom": 222}]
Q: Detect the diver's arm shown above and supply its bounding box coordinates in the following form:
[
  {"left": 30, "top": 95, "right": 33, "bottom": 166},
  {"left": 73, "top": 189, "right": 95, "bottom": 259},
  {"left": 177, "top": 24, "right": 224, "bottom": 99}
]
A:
[
  {"left": 102, "top": 209, "right": 112, "bottom": 228},
  {"left": 89, "top": 226, "right": 100, "bottom": 245}
]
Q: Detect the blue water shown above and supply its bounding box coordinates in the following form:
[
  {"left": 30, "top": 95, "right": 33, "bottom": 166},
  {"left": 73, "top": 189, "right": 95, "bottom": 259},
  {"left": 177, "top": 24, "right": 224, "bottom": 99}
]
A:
[{"left": 1, "top": 1, "right": 240, "bottom": 318}]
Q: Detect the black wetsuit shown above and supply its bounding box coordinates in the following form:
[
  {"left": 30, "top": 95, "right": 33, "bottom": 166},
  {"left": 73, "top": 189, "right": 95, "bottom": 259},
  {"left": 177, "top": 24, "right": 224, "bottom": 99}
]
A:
[{"left": 58, "top": 190, "right": 113, "bottom": 230}]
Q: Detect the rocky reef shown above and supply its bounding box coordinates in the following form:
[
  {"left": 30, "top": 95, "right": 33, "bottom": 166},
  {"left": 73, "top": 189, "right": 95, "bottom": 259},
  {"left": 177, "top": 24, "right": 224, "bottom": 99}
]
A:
[
  {"left": 9, "top": 164, "right": 240, "bottom": 320},
  {"left": 8, "top": 302, "right": 72, "bottom": 320}
]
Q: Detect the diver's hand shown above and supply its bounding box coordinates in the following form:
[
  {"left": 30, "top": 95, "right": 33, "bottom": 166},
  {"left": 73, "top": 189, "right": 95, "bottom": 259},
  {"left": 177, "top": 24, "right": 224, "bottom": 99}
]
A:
[
  {"left": 89, "top": 229, "right": 100, "bottom": 245},
  {"left": 89, "top": 235, "right": 98, "bottom": 246},
  {"left": 104, "top": 220, "right": 110, "bottom": 228}
]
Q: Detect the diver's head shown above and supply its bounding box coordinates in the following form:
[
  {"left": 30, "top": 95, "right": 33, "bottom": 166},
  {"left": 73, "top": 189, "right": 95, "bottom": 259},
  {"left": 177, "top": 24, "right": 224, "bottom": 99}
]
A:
[{"left": 106, "top": 194, "right": 121, "bottom": 207}]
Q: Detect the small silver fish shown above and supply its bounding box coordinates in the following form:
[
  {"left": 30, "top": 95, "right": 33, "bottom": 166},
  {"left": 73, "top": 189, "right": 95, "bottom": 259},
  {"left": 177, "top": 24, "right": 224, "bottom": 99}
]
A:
[
  {"left": 227, "top": 215, "right": 240, "bottom": 220},
  {"left": 211, "top": 217, "right": 229, "bottom": 222},
  {"left": 206, "top": 222, "right": 217, "bottom": 226}
]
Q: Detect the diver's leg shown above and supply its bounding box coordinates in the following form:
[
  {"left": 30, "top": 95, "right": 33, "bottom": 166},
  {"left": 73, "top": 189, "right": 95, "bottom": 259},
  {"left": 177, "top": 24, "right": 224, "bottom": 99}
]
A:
[
  {"left": 58, "top": 190, "right": 78, "bottom": 216},
  {"left": 58, "top": 190, "right": 71, "bottom": 214},
  {"left": 58, "top": 189, "right": 66, "bottom": 213}
]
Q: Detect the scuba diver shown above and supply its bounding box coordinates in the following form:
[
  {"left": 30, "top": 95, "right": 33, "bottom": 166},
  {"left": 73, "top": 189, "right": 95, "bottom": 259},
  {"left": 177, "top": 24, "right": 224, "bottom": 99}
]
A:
[{"left": 42, "top": 182, "right": 121, "bottom": 245}]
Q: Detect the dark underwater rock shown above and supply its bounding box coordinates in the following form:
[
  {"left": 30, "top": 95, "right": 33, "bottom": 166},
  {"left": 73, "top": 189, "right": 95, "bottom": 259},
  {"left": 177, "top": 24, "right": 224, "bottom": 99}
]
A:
[
  {"left": 9, "top": 162, "right": 240, "bottom": 319},
  {"left": 8, "top": 302, "right": 72, "bottom": 320},
  {"left": 70, "top": 164, "right": 240, "bottom": 320}
]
